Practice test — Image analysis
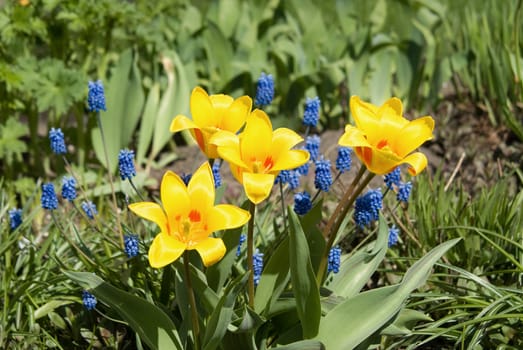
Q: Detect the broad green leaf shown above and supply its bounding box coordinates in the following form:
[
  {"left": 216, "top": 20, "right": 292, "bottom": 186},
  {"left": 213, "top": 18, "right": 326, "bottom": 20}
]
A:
[
  {"left": 203, "top": 273, "right": 248, "bottom": 350},
  {"left": 254, "top": 236, "right": 290, "bottom": 314},
  {"left": 275, "top": 339, "right": 325, "bottom": 349},
  {"left": 64, "top": 271, "right": 182, "bottom": 350},
  {"left": 326, "top": 215, "right": 388, "bottom": 298},
  {"left": 315, "top": 238, "right": 460, "bottom": 349},
  {"left": 381, "top": 309, "right": 433, "bottom": 336},
  {"left": 136, "top": 83, "right": 160, "bottom": 165},
  {"left": 288, "top": 210, "right": 321, "bottom": 339},
  {"left": 34, "top": 300, "right": 73, "bottom": 320}
]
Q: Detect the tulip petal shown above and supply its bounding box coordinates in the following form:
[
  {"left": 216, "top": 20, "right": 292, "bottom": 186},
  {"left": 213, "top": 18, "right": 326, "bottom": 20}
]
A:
[
  {"left": 242, "top": 172, "right": 275, "bottom": 204},
  {"left": 354, "top": 147, "right": 403, "bottom": 175},
  {"left": 188, "top": 163, "right": 214, "bottom": 214},
  {"left": 170, "top": 114, "right": 199, "bottom": 133},
  {"left": 148, "top": 233, "right": 186, "bottom": 268},
  {"left": 207, "top": 204, "right": 251, "bottom": 232},
  {"left": 350, "top": 96, "right": 380, "bottom": 131},
  {"left": 399, "top": 152, "right": 428, "bottom": 176},
  {"left": 191, "top": 87, "right": 216, "bottom": 128},
  {"left": 272, "top": 149, "right": 310, "bottom": 171},
  {"left": 128, "top": 202, "right": 168, "bottom": 234},
  {"left": 240, "top": 110, "right": 272, "bottom": 166},
  {"left": 392, "top": 116, "right": 435, "bottom": 157},
  {"left": 161, "top": 171, "right": 190, "bottom": 231},
  {"left": 212, "top": 131, "right": 249, "bottom": 169},
  {"left": 271, "top": 128, "right": 304, "bottom": 152},
  {"left": 219, "top": 95, "right": 252, "bottom": 132},
  {"left": 191, "top": 237, "right": 226, "bottom": 267},
  {"left": 338, "top": 125, "right": 372, "bottom": 148}
]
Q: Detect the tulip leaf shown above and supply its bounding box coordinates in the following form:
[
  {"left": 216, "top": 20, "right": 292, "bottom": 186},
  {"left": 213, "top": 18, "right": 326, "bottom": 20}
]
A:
[
  {"left": 136, "top": 83, "right": 160, "bottom": 165},
  {"left": 315, "top": 238, "right": 460, "bottom": 349},
  {"left": 288, "top": 210, "right": 321, "bottom": 339},
  {"left": 203, "top": 273, "right": 248, "bottom": 350},
  {"left": 326, "top": 215, "right": 389, "bottom": 298},
  {"left": 63, "top": 271, "right": 182, "bottom": 350},
  {"left": 274, "top": 339, "right": 325, "bottom": 350},
  {"left": 254, "top": 236, "right": 290, "bottom": 314}
]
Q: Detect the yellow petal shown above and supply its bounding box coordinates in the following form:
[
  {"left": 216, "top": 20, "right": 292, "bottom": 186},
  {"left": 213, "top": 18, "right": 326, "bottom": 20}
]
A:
[
  {"left": 377, "top": 97, "right": 403, "bottom": 118},
  {"left": 338, "top": 125, "right": 371, "bottom": 148},
  {"left": 242, "top": 172, "right": 275, "bottom": 204},
  {"left": 191, "top": 87, "right": 216, "bottom": 128},
  {"left": 354, "top": 147, "right": 402, "bottom": 175},
  {"left": 191, "top": 237, "right": 226, "bottom": 267},
  {"left": 219, "top": 95, "right": 252, "bottom": 132},
  {"left": 188, "top": 162, "right": 215, "bottom": 213},
  {"left": 210, "top": 94, "right": 234, "bottom": 111},
  {"left": 161, "top": 171, "right": 190, "bottom": 231},
  {"left": 272, "top": 149, "right": 310, "bottom": 171},
  {"left": 148, "top": 233, "right": 186, "bottom": 268},
  {"left": 170, "top": 114, "right": 199, "bottom": 133},
  {"left": 128, "top": 202, "right": 168, "bottom": 234},
  {"left": 212, "top": 131, "right": 249, "bottom": 169},
  {"left": 350, "top": 96, "right": 379, "bottom": 130},
  {"left": 399, "top": 152, "right": 428, "bottom": 176},
  {"left": 392, "top": 116, "right": 435, "bottom": 158},
  {"left": 240, "top": 110, "right": 272, "bottom": 166},
  {"left": 207, "top": 204, "right": 251, "bottom": 232},
  {"left": 271, "top": 128, "right": 303, "bottom": 153}
]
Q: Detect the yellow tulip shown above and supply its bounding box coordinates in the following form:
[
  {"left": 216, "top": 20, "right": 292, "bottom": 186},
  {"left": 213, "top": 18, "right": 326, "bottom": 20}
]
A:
[
  {"left": 128, "top": 162, "right": 250, "bottom": 268},
  {"left": 211, "top": 109, "right": 310, "bottom": 204},
  {"left": 170, "top": 87, "right": 252, "bottom": 159},
  {"left": 338, "top": 96, "right": 434, "bottom": 175}
]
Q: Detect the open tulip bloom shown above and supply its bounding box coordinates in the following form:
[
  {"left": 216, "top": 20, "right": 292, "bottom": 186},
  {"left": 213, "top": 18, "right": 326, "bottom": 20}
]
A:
[
  {"left": 128, "top": 162, "right": 251, "bottom": 268},
  {"left": 338, "top": 96, "right": 434, "bottom": 175},
  {"left": 170, "top": 87, "right": 252, "bottom": 159},
  {"left": 210, "top": 109, "right": 310, "bottom": 204}
]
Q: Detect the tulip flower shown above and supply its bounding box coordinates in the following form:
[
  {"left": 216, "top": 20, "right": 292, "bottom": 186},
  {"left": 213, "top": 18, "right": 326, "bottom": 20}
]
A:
[
  {"left": 170, "top": 87, "right": 252, "bottom": 159},
  {"left": 128, "top": 162, "right": 251, "bottom": 268},
  {"left": 211, "top": 109, "right": 309, "bottom": 204},
  {"left": 339, "top": 96, "right": 434, "bottom": 175}
]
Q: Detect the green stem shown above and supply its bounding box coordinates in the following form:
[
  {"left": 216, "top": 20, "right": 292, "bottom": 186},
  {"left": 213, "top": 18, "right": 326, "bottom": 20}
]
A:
[
  {"left": 316, "top": 169, "right": 375, "bottom": 286},
  {"left": 247, "top": 202, "right": 256, "bottom": 308},
  {"left": 184, "top": 251, "right": 200, "bottom": 350},
  {"left": 279, "top": 182, "right": 288, "bottom": 234},
  {"left": 96, "top": 112, "right": 124, "bottom": 248}
]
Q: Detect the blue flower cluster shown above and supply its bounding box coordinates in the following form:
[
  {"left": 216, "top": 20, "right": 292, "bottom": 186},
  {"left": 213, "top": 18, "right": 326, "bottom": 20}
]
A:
[
  {"left": 124, "top": 234, "right": 139, "bottom": 258},
  {"left": 254, "top": 73, "right": 274, "bottom": 106},
  {"left": 9, "top": 208, "right": 22, "bottom": 231},
  {"left": 388, "top": 226, "right": 400, "bottom": 247},
  {"left": 275, "top": 170, "right": 300, "bottom": 190},
  {"left": 236, "top": 234, "right": 246, "bottom": 257},
  {"left": 327, "top": 247, "right": 341, "bottom": 273},
  {"left": 253, "top": 249, "right": 264, "bottom": 287},
  {"left": 87, "top": 80, "right": 107, "bottom": 112},
  {"left": 81, "top": 201, "right": 98, "bottom": 219},
  {"left": 303, "top": 96, "right": 321, "bottom": 127},
  {"left": 118, "top": 149, "right": 136, "bottom": 180},
  {"left": 181, "top": 173, "right": 192, "bottom": 186},
  {"left": 397, "top": 182, "right": 412, "bottom": 203},
  {"left": 384, "top": 167, "right": 401, "bottom": 189},
  {"left": 41, "top": 183, "right": 58, "bottom": 210},
  {"left": 295, "top": 161, "right": 309, "bottom": 176},
  {"left": 354, "top": 189, "right": 382, "bottom": 228},
  {"left": 61, "top": 176, "right": 77, "bottom": 201},
  {"left": 314, "top": 158, "right": 332, "bottom": 192},
  {"left": 49, "top": 128, "right": 67, "bottom": 155},
  {"left": 293, "top": 191, "right": 312, "bottom": 215},
  {"left": 82, "top": 290, "right": 97, "bottom": 310},
  {"left": 212, "top": 162, "right": 222, "bottom": 188},
  {"left": 305, "top": 135, "right": 321, "bottom": 162},
  {"left": 335, "top": 147, "right": 352, "bottom": 173}
]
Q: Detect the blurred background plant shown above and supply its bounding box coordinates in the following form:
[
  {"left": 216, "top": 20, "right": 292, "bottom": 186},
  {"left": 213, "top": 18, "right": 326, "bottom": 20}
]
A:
[{"left": 1, "top": 0, "right": 522, "bottom": 348}]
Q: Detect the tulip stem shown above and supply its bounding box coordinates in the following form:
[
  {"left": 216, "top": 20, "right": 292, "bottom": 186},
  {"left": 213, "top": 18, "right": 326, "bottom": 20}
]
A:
[
  {"left": 247, "top": 202, "right": 256, "bottom": 308},
  {"left": 316, "top": 168, "right": 375, "bottom": 286},
  {"left": 184, "top": 251, "right": 201, "bottom": 350}
]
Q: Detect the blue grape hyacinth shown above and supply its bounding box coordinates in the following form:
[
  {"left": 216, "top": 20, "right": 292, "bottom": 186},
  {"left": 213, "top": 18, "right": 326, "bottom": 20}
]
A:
[
  {"left": 254, "top": 72, "right": 274, "bottom": 106},
  {"left": 314, "top": 158, "right": 333, "bottom": 192},
  {"left": 253, "top": 249, "right": 264, "bottom": 287},
  {"left": 384, "top": 167, "right": 401, "bottom": 189},
  {"left": 61, "top": 176, "right": 77, "bottom": 201},
  {"left": 41, "top": 183, "right": 58, "bottom": 210},
  {"left": 81, "top": 201, "right": 98, "bottom": 219},
  {"left": 336, "top": 147, "right": 352, "bottom": 173},
  {"left": 82, "top": 291, "right": 97, "bottom": 310},
  {"left": 328, "top": 247, "right": 341, "bottom": 273},
  {"left": 9, "top": 208, "right": 22, "bottom": 231},
  {"left": 87, "top": 80, "right": 107, "bottom": 112},
  {"left": 236, "top": 234, "right": 246, "bottom": 257},
  {"left": 305, "top": 135, "right": 321, "bottom": 162},
  {"left": 124, "top": 234, "right": 139, "bottom": 258},
  {"left": 354, "top": 189, "right": 382, "bottom": 228},
  {"left": 388, "top": 226, "right": 400, "bottom": 247},
  {"left": 303, "top": 96, "right": 320, "bottom": 127},
  {"left": 397, "top": 181, "right": 413, "bottom": 203},
  {"left": 293, "top": 191, "right": 312, "bottom": 215},
  {"left": 118, "top": 149, "right": 136, "bottom": 180},
  {"left": 212, "top": 162, "right": 222, "bottom": 188},
  {"left": 49, "top": 128, "right": 67, "bottom": 155}
]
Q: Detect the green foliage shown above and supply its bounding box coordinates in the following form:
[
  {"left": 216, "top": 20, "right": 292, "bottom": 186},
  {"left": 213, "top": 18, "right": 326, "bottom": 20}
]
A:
[{"left": 0, "top": 117, "right": 28, "bottom": 166}]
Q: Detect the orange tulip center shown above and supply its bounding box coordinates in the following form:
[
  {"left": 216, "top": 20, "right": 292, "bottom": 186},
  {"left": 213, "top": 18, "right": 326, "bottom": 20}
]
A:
[
  {"left": 377, "top": 139, "right": 389, "bottom": 149},
  {"left": 251, "top": 157, "right": 274, "bottom": 173},
  {"left": 174, "top": 209, "right": 208, "bottom": 245}
]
